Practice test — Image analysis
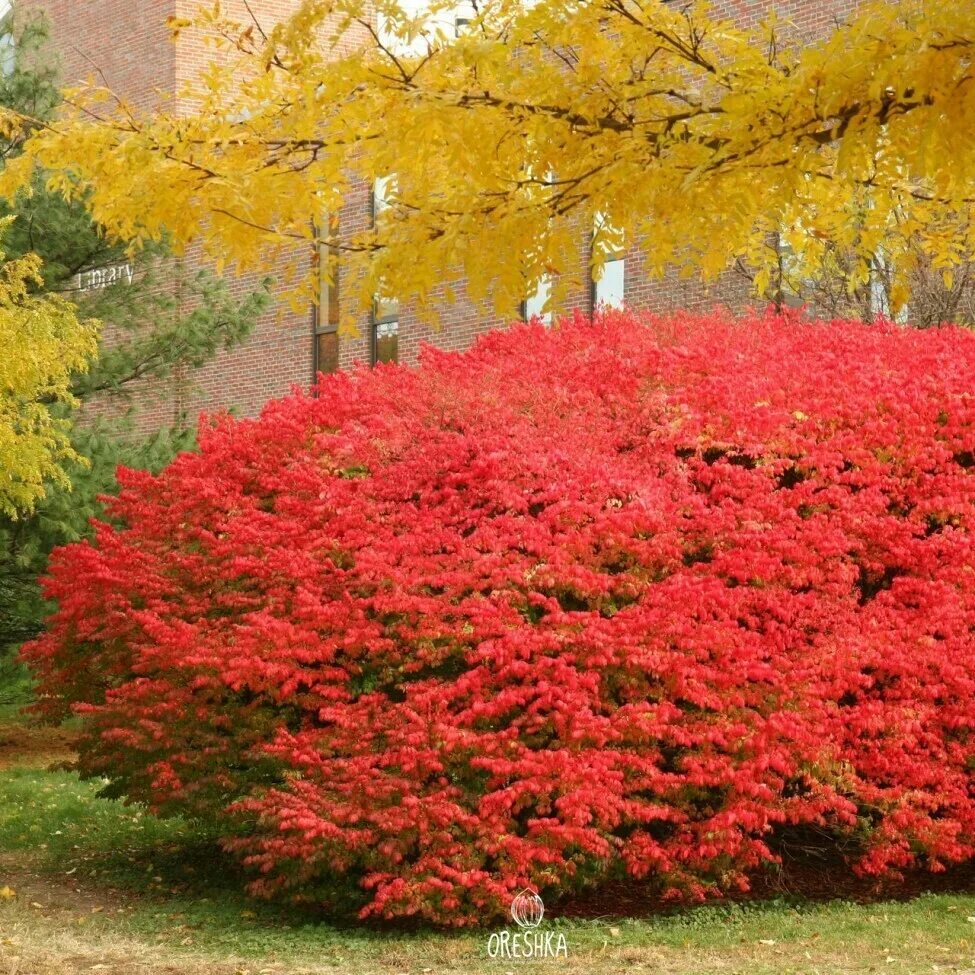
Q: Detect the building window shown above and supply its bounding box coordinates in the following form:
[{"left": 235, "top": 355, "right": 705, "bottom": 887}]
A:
[
  {"left": 520, "top": 168, "right": 555, "bottom": 325},
  {"left": 0, "top": 2, "right": 15, "bottom": 79},
  {"left": 593, "top": 258, "right": 624, "bottom": 309},
  {"left": 521, "top": 276, "right": 552, "bottom": 325},
  {"left": 453, "top": 0, "right": 475, "bottom": 34},
  {"left": 592, "top": 214, "right": 625, "bottom": 309},
  {"left": 373, "top": 319, "right": 399, "bottom": 364},
  {"left": 316, "top": 330, "right": 340, "bottom": 375},
  {"left": 371, "top": 177, "right": 400, "bottom": 364},
  {"left": 378, "top": 0, "right": 474, "bottom": 54},
  {"left": 314, "top": 213, "right": 340, "bottom": 376}
]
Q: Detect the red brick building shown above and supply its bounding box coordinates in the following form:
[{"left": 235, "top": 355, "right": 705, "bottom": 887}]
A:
[{"left": 21, "top": 0, "right": 861, "bottom": 431}]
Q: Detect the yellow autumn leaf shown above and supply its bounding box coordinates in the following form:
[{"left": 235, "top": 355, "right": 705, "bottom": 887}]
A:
[
  {"left": 0, "top": 0, "right": 970, "bottom": 324},
  {"left": 0, "top": 232, "right": 99, "bottom": 516}
]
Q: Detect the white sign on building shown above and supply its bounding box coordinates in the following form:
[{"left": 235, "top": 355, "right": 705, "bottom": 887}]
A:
[{"left": 73, "top": 263, "right": 135, "bottom": 292}]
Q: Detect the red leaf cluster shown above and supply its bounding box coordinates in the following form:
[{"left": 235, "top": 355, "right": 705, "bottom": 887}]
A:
[{"left": 25, "top": 310, "right": 975, "bottom": 924}]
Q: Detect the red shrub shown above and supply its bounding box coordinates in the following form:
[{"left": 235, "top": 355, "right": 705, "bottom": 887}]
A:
[{"left": 25, "top": 310, "right": 975, "bottom": 924}]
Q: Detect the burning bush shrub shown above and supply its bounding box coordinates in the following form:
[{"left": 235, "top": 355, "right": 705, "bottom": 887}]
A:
[{"left": 26, "top": 310, "right": 975, "bottom": 924}]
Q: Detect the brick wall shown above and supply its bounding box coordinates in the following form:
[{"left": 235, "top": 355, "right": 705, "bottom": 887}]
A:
[
  {"left": 21, "top": 0, "right": 318, "bottom": 433},
  {"left": 20, "top": 0, "right": 175, "bottom": 109},
  {"left": 21, "top": 0, "right": 867, "bottom": 432}
]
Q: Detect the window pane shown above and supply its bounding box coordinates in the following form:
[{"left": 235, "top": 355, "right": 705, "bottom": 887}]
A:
[
  {"left": 374, "top": 176, "right": 393, "bottom": 219},
  {"left": 372, "top": 181, "right": 400, "bottom": 324},
  {"left": 316, "top": 331, "right": 340, "bottom": 375},
  {"left": 524, "top": 277, "right": 552, "bottom": 325},
  {"left": 0, "top": 8, "right": 14, "bottom": 79},
  {"left": 594, "top": 258, "right": 625, "bottom": 309},
  {"left": 594, "top": 212, "right": 624, "bottom": 260},
  {"left": 375, "top": 320, "right": 399, "bottom": 364},
  {"left": 378, "top": 0, "right": 435, "bottom": 57},
  {"left": 375, "top": 295, "right": 399, "bottom": 322},
  {"left": 318, "top": 214, "right": 340, "bottom": 328}
]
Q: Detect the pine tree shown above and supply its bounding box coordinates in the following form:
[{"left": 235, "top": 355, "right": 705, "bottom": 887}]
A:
[{"left": 0, "top": 13, "right": 270, "bottom": 693}]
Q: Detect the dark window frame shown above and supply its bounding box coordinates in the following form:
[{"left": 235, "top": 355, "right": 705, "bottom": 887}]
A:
[
  {"left": 370, "top": 179, "right": 400, "bottom": 365},
  {"left": 591, "top": 216, "right": 626, "bottom": 312},
  {"left": 313, "top": 213, "right": 341, "bottom": 381}
]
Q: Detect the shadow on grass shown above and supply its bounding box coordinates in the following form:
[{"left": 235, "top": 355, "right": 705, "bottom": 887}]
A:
[
  {"left": 2, "top": 746, "right": 975, "bottom": 942},
  {"left": 558, "top": 831, "right": 975, "bottom": 921}
]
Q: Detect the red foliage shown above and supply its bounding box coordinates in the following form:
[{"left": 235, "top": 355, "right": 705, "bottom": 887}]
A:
[{"left": 25, "top": 310, "right": 975, "bottom": 924}]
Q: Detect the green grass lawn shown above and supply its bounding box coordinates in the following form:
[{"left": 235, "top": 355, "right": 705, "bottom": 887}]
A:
[{"left": 1, "top": 727, "right": 975, "bottom": 974}]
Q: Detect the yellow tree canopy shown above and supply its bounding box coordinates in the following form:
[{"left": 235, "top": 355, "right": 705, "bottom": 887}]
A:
[
  {"left": 2, "top": 0, "right": 973, "bottom": 325},
  {"left": 0, "top": 245, "right": 98, "bottom": 516}
]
